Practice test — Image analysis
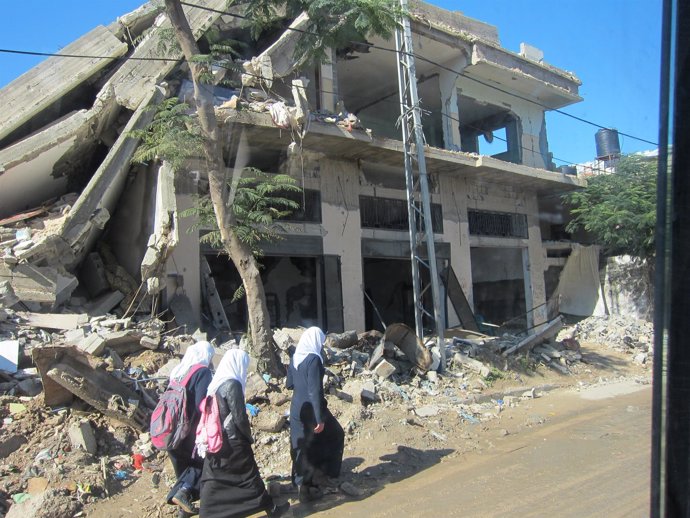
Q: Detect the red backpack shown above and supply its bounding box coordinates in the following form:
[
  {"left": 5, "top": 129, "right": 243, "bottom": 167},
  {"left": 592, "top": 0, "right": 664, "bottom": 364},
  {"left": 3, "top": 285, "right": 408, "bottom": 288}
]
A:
[
  {"left": 195, "top": 394, "right": 223, "bottom": 458},
  {"left": 150, "top": 364, "right": 204, "bottom": 451}
]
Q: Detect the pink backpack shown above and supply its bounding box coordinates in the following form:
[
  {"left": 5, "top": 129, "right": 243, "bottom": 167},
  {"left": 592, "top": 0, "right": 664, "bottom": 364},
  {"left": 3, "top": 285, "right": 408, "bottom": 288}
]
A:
[
  {"left": 150, "top": 364, "right": 204, "bottom": 451},
  {"left": 195, "top": 394, "right": 223, "bottom": 458}
]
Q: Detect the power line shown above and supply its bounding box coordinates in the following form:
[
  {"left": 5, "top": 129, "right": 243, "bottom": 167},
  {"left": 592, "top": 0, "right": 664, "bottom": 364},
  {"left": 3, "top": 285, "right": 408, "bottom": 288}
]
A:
[
  {"left": 176, "top": 0, "right": 658, "bottom": 147},
  {"left": 0, "top": 46, "right": 611, "bottom": 174},
  {"left": 0, "top": 3, "right": 657, "bottom": 148}
]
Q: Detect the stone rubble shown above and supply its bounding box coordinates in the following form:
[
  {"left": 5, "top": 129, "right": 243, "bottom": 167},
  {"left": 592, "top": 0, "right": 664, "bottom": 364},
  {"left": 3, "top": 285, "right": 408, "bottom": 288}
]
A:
[{"left": 0, "top": 312, "right": 653, "bottom": 517}]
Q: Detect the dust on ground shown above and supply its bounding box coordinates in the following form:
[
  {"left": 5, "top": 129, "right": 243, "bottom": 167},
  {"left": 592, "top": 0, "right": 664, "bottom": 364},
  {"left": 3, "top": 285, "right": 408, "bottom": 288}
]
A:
[{"left": 0, "top": 315, "right": 652, "bottom": 518}]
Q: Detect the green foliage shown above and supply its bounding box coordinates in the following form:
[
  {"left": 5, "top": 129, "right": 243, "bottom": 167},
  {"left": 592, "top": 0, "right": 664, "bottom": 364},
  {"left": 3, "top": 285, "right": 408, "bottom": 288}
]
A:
[
  {"left": 181, "top": 169, "right": 302, "bottom": 256},
  {"left": 239, "top": 0, "right": 403, "bottom": 65},
  {"left": 190, "top": 33, "right": 248, "bottom": 84},
  {"left": 155, "top": 27, "right": 182, "bottom": 57},
  {"left": 563, "top": 154, "right": 657, "bottom": 259},
  {"left": 484, "top": 367, "right": 504, "bottom": 386},
  {"left": 130, "top": 97, "right": 204, "bottom": 171}
]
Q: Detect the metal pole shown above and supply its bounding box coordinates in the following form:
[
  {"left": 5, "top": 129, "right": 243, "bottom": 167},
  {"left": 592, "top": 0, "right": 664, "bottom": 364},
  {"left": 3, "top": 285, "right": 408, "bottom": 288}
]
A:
[{"left": 395, "top": 0, "right": 446, "bottom": 370}]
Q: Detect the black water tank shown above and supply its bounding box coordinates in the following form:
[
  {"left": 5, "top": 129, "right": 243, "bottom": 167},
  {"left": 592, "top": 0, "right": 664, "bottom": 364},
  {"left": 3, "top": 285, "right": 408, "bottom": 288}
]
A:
[
  {"left": 595, "top": 128, "right": 621, "bottom": 160},
  {"left": 559, "top": 165, "right": 577, "bottom": 175}
]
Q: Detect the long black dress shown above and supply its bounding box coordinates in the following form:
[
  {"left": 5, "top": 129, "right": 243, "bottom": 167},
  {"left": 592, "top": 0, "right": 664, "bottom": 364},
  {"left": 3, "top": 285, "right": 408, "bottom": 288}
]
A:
[
  {"left": 199, "top": 379, "right": 273, "bottom": 518},
  {"left": 167, "top": 366, "right": 213, "bottom": 504},
  {"left": 287, "top": 354, "right": 344, "bottom": 488}
]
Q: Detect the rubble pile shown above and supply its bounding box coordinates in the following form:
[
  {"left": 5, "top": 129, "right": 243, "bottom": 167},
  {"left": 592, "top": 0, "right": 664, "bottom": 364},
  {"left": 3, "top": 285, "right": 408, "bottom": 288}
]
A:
[
  {"left": 568, "top": 314, "right": 654, "bottom": 365},
  {"left": 0, "top": 314, "right": 652, "bottom": 516}
]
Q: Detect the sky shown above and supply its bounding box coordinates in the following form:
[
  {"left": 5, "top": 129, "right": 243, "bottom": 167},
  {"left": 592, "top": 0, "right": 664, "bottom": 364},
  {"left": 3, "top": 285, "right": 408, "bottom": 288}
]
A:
[{"left": 0, "top": 1, "right": 663, "bottom": 165}]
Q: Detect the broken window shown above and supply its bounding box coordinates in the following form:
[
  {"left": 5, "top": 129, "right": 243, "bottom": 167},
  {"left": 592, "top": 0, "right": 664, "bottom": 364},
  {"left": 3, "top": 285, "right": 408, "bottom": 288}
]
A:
[
  {"left": 359, "top": 196, "right": 443, "bottom": 233},
  {"left": 470, "top": 247, "right": 527, "bottom": 331},
  {"left": 204, "top": 254, "right": 321, "bottom": 332},
  {"left": 468, "top": 210, "right": 528, "bottom": 238},
  {"left": 458, "top": 95, "right": 521, "bottom": 164}
]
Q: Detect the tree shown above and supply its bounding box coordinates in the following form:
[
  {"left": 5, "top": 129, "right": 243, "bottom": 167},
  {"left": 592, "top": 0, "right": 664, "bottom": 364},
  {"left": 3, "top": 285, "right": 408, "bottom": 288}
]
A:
[
  {"left": 563, "top": 154, "right": 657, "bottom": 261},
  {"left": 158, "top": 0, "right": 399, "bottom": 374}
]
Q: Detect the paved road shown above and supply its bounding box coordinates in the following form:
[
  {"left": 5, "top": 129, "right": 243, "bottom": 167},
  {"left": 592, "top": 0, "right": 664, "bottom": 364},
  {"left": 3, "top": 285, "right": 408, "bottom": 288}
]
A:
[{"left": 314, "top": 381, "right": 651, "bottom": 518}]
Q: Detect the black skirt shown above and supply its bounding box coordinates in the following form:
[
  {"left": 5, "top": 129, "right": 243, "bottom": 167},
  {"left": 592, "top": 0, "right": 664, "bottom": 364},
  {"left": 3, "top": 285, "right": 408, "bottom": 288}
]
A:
[
  {"left": 290, "top": 409, "right": 345, "bottom": 486},
  {"left": 199, "top": 438, "right": 272, "bottom": 518}
]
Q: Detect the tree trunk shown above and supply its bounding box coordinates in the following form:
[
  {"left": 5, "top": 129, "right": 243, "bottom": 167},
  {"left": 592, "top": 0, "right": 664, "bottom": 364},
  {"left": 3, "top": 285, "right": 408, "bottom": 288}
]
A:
[{"left": 164, "top": 0, "right": 284, "bottom": 376}]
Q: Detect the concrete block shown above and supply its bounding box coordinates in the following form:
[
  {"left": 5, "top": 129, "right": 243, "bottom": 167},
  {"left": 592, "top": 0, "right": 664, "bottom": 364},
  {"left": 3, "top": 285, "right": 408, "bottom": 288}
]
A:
[
  {"left": 78, "top": 333, "right": 106, "bottom": 356},
  {"left": 245, "top": 371, "right": 269, "bottom": 403},
  {"left": 360, "top": 381, "right": 377, "bottom": 403},
  {"left": 254, "top": 411, "right": 288, "bottom": 433},
  {"left": 0, "top": 280, "right": 19, "bottom": 307},
  {"left": 415, "top": 405, "right": 440, "bottom": 418},
  {"left": 68, "top": 420, "right": 98, "bottom": 455},
  {"left": 17, "top": 378, "right": 42, "bottom": 397},
  {"left": 64, "top": 328, "right": 86, "bottom": 345},
  {"left": 373, "top": 359, "right": 396, "bottom": 379},
  {"left": 85, "top": 290, "right": 124, "bottom": 316},
  {"left": 140, "top": 334, "right": 161, "bottom": 350},
  {"left": 18, "top": 312, "right": 88, "bottom": 330}
]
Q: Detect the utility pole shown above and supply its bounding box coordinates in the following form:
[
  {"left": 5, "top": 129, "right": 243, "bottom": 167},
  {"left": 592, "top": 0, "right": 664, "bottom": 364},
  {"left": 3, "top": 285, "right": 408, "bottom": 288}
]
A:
[{"left": 394, "top": 0, "right": 446, "bottom": 370}]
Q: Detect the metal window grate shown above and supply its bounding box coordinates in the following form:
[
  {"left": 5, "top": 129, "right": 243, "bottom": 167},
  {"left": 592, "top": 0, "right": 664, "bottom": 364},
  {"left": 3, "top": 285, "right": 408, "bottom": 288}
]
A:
[
  {"left": 360, "top": 196, "right": 443, "bottom": 233},
  {"left": 468, "top": 210, "right": 528, "bottom": 238}
]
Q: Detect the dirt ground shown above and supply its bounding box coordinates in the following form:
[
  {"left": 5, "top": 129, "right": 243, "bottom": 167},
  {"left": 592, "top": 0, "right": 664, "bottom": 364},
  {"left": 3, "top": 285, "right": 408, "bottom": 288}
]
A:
[{"left": 73, "top": 337, "right": 649, "bottom": 518}]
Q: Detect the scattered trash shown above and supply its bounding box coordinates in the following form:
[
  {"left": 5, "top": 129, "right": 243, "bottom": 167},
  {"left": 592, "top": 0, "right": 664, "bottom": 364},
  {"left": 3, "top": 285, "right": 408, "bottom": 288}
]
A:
[
  {"left": 113, "top": 470, "right": 129, "bottom": 480},
  {"left": 246, "top": 403, "right": 260, "bottom": 417}
]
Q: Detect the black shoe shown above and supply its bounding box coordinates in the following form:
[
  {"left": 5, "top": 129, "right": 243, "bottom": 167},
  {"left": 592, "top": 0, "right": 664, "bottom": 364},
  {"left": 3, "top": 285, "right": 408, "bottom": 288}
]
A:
[
  {"left": 266, "top": 501, "right": 290, "bottom": 517},
  {"left": 172, "top": 488, "right": 197, "bottom": 515},
  {"left": 177, "top": 509, "right": 195, "bottom": 518},
  {"left": 298, "top": 484, "right": 323, "bottom": 503}
]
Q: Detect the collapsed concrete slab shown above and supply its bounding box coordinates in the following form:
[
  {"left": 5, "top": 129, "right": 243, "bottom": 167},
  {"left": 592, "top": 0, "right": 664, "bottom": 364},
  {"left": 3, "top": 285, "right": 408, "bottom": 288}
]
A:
[
  {"left": 384, "top": 323, "right": 433, "bottom": 372},
  {"left": 32, "top": 346, "right": 151, "bottom": 429},
  {"left": 0, "top": 26, "right": 128, "bottom": 144},
  {"left": 241, "top": 12, "right": 311, "bottom": 88},
  {"left": 141, "top": 162, "right": 178, "bottom": 295},
  {"left": 0, "top": 262, "right": 78, "bottom": 306},
  {"left": 104, "top": 0, "right": 230, "bottom": 110}
]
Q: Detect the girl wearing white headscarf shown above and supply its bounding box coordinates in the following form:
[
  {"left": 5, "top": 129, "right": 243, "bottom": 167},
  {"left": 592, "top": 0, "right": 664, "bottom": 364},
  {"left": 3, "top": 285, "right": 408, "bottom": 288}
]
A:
[
  {"left": 199, "top": 349, "right": 289, "bottom": 518},
  {"left": 287, "top": 327, "right": 344, "bottom": 503},
  {"left": 167, "top": 341, "right": 215, "bottom": 517}
]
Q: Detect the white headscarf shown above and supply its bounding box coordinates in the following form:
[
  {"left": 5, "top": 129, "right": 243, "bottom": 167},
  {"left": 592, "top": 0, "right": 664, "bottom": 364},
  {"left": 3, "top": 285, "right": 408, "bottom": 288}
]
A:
[
  {"left": 169, "top": 340, "right": 214, "bottom": 382},
  {"left": 206, "top": 349, "right": 250, "bottom": 396},
  {"left": 293, "top": 327, "right": 325, "bottom": 369}
]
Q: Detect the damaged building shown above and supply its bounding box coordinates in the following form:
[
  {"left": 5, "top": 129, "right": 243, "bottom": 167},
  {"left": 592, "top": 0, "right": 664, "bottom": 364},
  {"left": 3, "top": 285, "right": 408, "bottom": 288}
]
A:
[{"left": 0, "top": 0, "right": 584, "bottom": 339}]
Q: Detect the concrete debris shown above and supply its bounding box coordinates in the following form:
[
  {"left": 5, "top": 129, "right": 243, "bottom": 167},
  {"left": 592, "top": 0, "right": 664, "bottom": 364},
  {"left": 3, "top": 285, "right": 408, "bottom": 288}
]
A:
[
  {"left": 384, "top": 323, "right": 432, "bottom": 372},
  {"left": 373, "top": 359, "right": 396, "bottom": 379},
  {"left": 501, "top": 316, "right": 564, "bottom": 356},
  {"left": 245, "top": 371, "right": 269, "bottom": 403},
  {"left": 253, "top": 411, "right": 288, "bottom": 433},
  {"left": 360, "top": 381, "right": 377, "bottom": 403},
  {"left": 0, "top": 310, "right": 650, "bottom": 518},
  {"left": 68, "top": 419, "right": 98, "bottom": 455},
  {"left": 325, "top": 330, "right": 358, "bottom": 350},
  {"left": 453, "top": 352, "right": 491, "bottom": 377},
  {"left": 415, "top": 405, "right": 440, "bottom": 418}
]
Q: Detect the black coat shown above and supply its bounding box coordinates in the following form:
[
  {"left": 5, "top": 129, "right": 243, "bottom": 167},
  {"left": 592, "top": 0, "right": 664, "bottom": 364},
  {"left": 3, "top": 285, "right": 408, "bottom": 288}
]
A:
[
  {"left": 199, "top": 379, "right": 272, "bottom": 518},
  {"left": 287, "top": 355, "right": 344, "bottom": 486}
]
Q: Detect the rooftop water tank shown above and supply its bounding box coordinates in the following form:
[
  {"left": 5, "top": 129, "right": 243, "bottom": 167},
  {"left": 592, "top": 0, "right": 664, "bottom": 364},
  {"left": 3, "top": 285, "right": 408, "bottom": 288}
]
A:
[
  {"left": 595, "top": 128, "right": 621, "bottom": 161},
  {"left": 559, "top": 165, "right": 577, "bottom": 175}
]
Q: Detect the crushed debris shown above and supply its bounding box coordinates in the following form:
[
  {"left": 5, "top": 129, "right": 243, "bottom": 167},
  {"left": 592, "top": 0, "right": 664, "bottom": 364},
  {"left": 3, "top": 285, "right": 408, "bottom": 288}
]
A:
[{"left": 0, "top": 311, "right": 651, "bottom": 516}]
